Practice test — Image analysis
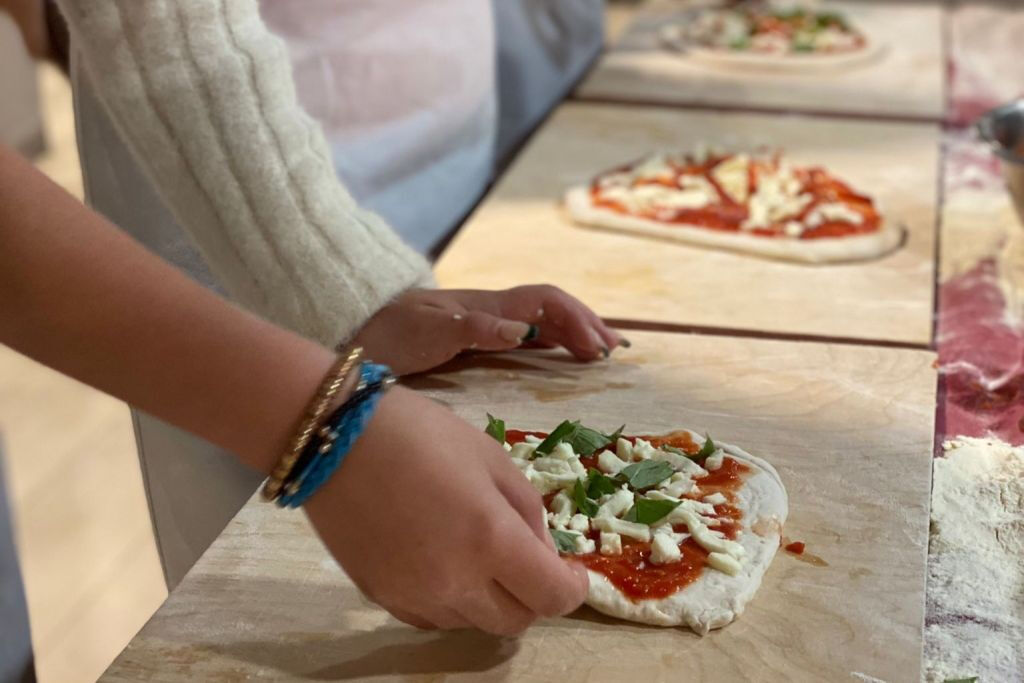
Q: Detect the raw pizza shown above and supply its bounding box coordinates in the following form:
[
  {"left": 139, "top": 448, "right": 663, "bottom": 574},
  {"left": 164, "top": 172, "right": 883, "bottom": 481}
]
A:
[
  {"left": 564, "top": 148, "right": 903, "bottom": 263},
  {"left": 485, "top": 416, "right": 788, "bottom": 634},
  {"left": 660, "top": 3, "right": 880, "bottom": 70}
]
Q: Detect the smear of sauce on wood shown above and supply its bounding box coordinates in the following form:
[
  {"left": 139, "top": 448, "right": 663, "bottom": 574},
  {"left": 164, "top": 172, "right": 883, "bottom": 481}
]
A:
[{"left": 782, "top": 537, "right": 829, "bottom": 567}]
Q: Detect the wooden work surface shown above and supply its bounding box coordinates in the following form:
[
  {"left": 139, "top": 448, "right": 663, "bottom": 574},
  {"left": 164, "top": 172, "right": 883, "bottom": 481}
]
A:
[
  {"left": 103, "top": 331, "right": 937, "bottom": 682},
  {"left": 576, "top": 1, "right": 946, "bottom": 120},
  {"left": 435, "top": 102, "right": 940, "bottom": 346}
]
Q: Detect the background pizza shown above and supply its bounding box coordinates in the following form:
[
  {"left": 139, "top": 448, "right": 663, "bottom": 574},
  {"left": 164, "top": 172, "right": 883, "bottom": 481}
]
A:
[{"left": 565, "top": 148, "right": 903, "bottom": 263}]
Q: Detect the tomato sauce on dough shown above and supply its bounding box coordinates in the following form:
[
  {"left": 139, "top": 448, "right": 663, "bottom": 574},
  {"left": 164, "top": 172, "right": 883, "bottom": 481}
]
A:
[{"left": 508, "top": 428, "right": 752, "bottom": 601}]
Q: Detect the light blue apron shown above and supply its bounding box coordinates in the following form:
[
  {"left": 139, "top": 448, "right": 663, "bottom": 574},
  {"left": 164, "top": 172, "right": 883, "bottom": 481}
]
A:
[{"left": 72, "top": 1, "right": 602, "bottom": 589}]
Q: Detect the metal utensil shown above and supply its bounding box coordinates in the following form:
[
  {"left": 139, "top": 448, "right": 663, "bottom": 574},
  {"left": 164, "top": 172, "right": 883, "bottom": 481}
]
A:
[{"left": 977, "top": 99, "right": 1024, "bottom": 224}]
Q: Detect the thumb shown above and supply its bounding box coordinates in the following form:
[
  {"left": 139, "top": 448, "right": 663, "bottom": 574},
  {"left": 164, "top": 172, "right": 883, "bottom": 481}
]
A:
[{"left": 458, "top": 311, "right": 536, "bottom": 352}]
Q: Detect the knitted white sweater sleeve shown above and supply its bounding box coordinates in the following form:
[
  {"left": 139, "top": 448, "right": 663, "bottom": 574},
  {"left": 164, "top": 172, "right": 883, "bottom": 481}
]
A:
[{"left": 55, "top": 0, "right": 435, "bottom": 346}]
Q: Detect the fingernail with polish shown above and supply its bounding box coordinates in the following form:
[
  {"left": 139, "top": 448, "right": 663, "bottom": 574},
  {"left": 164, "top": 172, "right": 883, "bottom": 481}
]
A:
[
  {"left": 522, "top": 324, "right": 540, "bottom": 342},
  {"left": 618, "top": 338, "right": 632, "bottom": 349},
  {"left": 600, "top": 346, "right": 610, "bottom": 359}
]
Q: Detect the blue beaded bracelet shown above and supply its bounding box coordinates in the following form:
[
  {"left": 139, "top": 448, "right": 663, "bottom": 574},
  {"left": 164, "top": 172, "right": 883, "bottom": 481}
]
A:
[{"left": 276, "top": 363, "right": 392, "bottom": 509}]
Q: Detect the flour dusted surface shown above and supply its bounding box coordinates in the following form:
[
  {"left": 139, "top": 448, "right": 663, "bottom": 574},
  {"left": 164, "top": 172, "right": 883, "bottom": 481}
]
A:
[{"left": 923, "top": 437, "right": 1024, "bottom": 682}]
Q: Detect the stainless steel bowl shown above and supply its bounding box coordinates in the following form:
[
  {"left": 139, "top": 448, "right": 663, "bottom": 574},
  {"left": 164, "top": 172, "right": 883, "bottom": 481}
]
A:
[{"left": 977, "top": 99, "right": 1024, "bottom": 224}]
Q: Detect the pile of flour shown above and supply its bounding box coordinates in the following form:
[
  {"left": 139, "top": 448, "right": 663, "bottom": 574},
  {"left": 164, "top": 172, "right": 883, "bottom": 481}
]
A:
[{"left": 923, "top": 437, "right": 1024, "bottom": 682}]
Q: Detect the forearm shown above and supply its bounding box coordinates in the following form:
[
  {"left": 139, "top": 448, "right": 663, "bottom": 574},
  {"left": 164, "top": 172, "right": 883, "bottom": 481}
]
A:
[
  {"left": 0, "top": 145, "right": 333, "bottom": 473},
  {"left": 55, "top": 0, "right": 434, "bottom": 347}
]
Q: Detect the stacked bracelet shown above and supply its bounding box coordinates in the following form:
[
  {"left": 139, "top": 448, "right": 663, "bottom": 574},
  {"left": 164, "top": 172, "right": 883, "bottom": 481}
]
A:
[
  {"left": 261, "top": 347, "right": 363, "bottom": 502},
  {"left": 275, "top": 362, "right": 395, "bottom": 508}
]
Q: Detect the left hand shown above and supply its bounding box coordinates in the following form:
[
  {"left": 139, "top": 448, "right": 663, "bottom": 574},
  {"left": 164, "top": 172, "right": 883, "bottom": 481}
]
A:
[{"left": 351, "top": 286, "right": 628, "bottom": 375}]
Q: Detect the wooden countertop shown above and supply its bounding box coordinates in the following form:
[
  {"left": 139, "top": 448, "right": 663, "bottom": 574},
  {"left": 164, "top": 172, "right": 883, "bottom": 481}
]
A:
[
  {"left": 436, "top": 102, "right": 940, "bottom": 346},
  {"left": 102, "top": 331, "right": 937, "bottom": 682}
]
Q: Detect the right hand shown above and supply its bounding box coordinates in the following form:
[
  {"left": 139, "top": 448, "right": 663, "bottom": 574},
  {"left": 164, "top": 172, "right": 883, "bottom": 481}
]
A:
[{"left": 304, "top": 386, "right": 589, "bottom": 636}]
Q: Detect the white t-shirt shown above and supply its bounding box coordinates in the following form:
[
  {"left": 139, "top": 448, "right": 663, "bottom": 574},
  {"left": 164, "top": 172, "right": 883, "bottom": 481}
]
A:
[{"left": 260, "top": 0, "right": 497, "bottom": 252}]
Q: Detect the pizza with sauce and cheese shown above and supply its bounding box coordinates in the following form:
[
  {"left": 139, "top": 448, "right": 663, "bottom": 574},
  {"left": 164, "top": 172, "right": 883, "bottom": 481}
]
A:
[
  {"left": 564, "top": 148, "right": 903, "bottom": 263},
  {"left": 485, "top": 416, "right": 788, "bottom": 634},
  {"left": 660, "top": 3, "right": 881, "bottom": 71}
]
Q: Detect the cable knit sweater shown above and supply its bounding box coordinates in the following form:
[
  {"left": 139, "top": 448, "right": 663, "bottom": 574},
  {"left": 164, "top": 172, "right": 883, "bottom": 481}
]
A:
[{"left": 55, "top": 0, "right": 434, "bottom": 346}]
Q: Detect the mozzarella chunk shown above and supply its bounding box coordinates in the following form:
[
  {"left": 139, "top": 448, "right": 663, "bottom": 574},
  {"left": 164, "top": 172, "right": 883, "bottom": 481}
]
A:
[
  {"left": 704, "top": 451, "right": 725, "bottom": 471},
  {"left": 703, "top": 492, "right": 728, "bottom": 506},
  {"left": 549, "top": 442, "right": 576, "bottom": 461},
  {"left": 707, "top": 552, "right": 742, "bottom": 576},
  {"left": 631, "top": 439, "right": 658, "bottom": 461},
  {"left": 598, "top": 171, "right": 633, "bottom": 189},
  {"left": 526, "top": 468, "right": 577, "bottom": 495},
  {"left": 573, "top": 534, "right": 597, "bottom": 555},
  {"left": 652, "top": 523, "right": 690, "bottom": 545},
  {"left": 594, "top": 516, "right": 651, "bottom": 542},
  {"left": 547, "top": 491, "right": 574, "bottom": 529},
  {"left": 567, "top": 457, "right": 587, "bottom": 478},
  {"left": 650, "top": 534, "right": 683, "bottom": 565},
  {"left": 632, "top": 154, "right": 675, "bottom": 182},
  {"left": 600, "top": 532, "right": 623, "bottom": 556},
  {"left": 597, "top": 488, "right": 634, "bottom": 519},
  {"left": 508, "top": 442, "right": 536, "bottom": 460},
  {"left": 673, "top": 509, "right": 745, "bottom": 559},
  {"left": 783, "top": 220, "right": 805, "bottom": 237},
  {"left": 615, "top": 438, "right": 633, "bottom": 461},
  {"left": 533, "top": 457, "right": 574, "bottom": 475},
  {"left": 661, "top": 472, "right": 695, "bottom": 498},
  {"left": 524, "top": 435, "right": 543, "bottom": 445},
  {"left": 665, "top": 451, "right": 709, "bottom": 478},
  {"left": 807, "top": 202, "right": 864, "bottom": 225},
  {"left": 712, "top": 154, "right": 751, "bottom": 204},
  {"left": 568, "top": 514, "right": 590, "bottom": 533},
  {"left": 597, "top": 450, "right": 627, "bottom": 475},
  {"left": 502, "top": 442, "right": 512, "bottom": 452}
]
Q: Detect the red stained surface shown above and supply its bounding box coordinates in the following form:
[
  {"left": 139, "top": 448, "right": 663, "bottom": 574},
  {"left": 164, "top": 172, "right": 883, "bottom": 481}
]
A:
[
  {"left": 785, "top": 541, "right": 806, "bottom": 555},
  {"left": 937, "top": 259, "right": 1024, "bottom": 446}
]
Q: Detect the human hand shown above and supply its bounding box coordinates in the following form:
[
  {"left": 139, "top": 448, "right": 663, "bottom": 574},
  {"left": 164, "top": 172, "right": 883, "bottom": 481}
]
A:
[
  {"left": 303, "top": 387, "right": 589, "bottom": 635},
  {"left": 351, "top": 286, "right": 628, "bottom": 375}
]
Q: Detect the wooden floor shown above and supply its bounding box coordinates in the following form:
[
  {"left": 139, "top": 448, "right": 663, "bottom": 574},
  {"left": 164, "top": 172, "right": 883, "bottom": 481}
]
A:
[{"left": 2, "top": 63, "right": 166, "bottom": 683}]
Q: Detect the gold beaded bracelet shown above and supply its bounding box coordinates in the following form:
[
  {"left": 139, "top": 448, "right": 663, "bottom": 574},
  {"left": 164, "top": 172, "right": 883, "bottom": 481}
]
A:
[{"left": 261, "top": 346, "right": 363, "bottom": 502}]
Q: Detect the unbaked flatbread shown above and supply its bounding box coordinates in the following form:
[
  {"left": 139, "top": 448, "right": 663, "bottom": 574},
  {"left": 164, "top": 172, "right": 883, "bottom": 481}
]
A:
[
  {"left": 661, "top": 25, "right": 886, "bottom": 73},
  {"left": 582, "top": 431, "right": 788, "bottom": 635},
  {"left": 565, "top": 185, "right": 904, "bottom": 264}
]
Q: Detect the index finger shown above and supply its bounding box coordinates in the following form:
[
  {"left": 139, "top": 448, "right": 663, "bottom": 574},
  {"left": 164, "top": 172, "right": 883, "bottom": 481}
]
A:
[{"left": 489, "top": 516, "right": 590, "bottom": 618}]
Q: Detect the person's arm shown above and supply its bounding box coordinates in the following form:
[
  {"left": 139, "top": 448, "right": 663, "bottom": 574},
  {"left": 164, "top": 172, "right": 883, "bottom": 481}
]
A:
[
  {"left": 53, "top": 0, "right": 433, "bottom": 347},
  {"left": 0, "top": 145, "right": 587, "bottom": 633}
]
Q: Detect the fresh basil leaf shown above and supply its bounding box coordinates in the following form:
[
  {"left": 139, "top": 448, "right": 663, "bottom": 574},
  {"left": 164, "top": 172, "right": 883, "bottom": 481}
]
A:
[
  {"left": 604, "top": 424, "right": 626, "bottom": 444},
  {"left": 550, "top": 529, "right": 578, "bottom": 553},
  {"left": 617, "top": 460, "right": 674, "bottom": 490},
  {"left": 694, "top": 435, "right": 717, "bottom": 461},
  {"left": 623, "top": 498, "right": 681, "bottom": 525},
  {"left": 569, "top": 425, "right": 612, "bottom": 456},
  {"left": 572, "top": 479, "right": 599, "bottom": 518},
  {"left": 586, "top": 468, "right": 618, "bottom": 498},
  {"left": 535, "top": 420, "right": 579, "bottom": 456},
  {"left": 484, "top": 413, "right": 505, "bottom": 443},
  {"left": 943, "top": 678, "right": 978, "bottom": 683}
]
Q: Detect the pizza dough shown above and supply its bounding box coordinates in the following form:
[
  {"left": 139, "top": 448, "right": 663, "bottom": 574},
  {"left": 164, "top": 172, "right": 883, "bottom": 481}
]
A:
[
  {"left": 583, "top": 433, "right": 788, "bottom": 634},
  {"left": 566, "top": 185, "right": 903, "bottom": 263},
  {"left": 659, "top": 4, "right": 884, "bottom": 73},
  {"left": 500, "top": 423, "right": 788, "bottom": 635},
  {"left": 565, "top": 149, "right": 904, "bottom": 264}
]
